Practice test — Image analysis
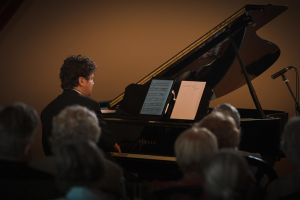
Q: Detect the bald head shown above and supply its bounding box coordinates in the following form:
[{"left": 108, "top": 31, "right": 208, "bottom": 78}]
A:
[
  {"left": 194, "top": 112, "right": 240, "bottom": 149},
  {"left": 213, "top": 103, "right": 240, "bottom": 128}
]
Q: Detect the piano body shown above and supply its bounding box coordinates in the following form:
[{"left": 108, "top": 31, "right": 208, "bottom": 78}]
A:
[{"left": 101, "top": 4, "right": 288, "bottom": 180}]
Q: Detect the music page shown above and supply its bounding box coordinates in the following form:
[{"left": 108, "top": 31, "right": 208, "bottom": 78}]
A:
[
  {"left": 171, "top": 81, "right": 206, "bottom": 120},
  {"left": 140, "top": 79, "right": 174, "bottom": 115}
]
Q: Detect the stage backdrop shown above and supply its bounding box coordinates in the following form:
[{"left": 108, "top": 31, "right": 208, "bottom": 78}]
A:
[{"left": 0, "top": 0, "right": 299, "bottom": 177}]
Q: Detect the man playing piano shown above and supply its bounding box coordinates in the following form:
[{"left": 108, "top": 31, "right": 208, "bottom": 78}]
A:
[{"left": 41, "top": 55, "right": 120, "bottom": 156}]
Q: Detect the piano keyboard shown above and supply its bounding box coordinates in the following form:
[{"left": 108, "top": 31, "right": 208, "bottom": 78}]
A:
[{"left": 109, "top": 152, "right": 176, "bottom": 162}]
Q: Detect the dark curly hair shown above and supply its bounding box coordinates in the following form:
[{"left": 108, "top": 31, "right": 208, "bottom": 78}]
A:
[{"left": 59, "top": 55, "right": 97, "bottom": 89}]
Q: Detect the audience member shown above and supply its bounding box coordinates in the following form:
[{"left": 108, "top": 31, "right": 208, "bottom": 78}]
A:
[
  {"left": 30, "top": 105, "right": 126, "bottom": 199},
  {"left": 265, "top": 116, "right": 300, "bottom": 200},
  {"left": 175, "top": 127, "right": 218, "bottom": 181},
  {"left": 55, "top": 140, "right": 108, "bottom": 200},
  {"left": 148, "top": 127, "right": 217, "bottom": 194},
  {"left": 212, "top": 103, "right": 240, "bottom": 128},
  {"left": 0, "top": 103, "right": 61, "bottom": 199},
  {"left": 204, "top": 149, "right": 256, "bottom": 200},
  {"left": 194, "top": 111, "right": 239, "bottom": 149},
  {"left": 211, "top": 104, "right": 261, "bottom": 158},
  {"left": 50, "top": 105, "right": 100, "bottom": 154},
  {"left": 194, "top": 111, "right": 261, "bottom": 159}
]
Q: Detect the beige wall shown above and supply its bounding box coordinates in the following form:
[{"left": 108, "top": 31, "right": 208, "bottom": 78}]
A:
[{"left": 0, "top": 0, "right": 299, "bottom": 177}]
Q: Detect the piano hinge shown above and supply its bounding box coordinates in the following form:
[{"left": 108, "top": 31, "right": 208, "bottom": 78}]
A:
[{"left": 172, "top": 90, "right": 176, "bottom": 101}]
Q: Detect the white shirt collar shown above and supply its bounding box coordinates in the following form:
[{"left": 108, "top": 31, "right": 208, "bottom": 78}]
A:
[{"left": 72, "top": 89, "right": 82, "bottom": 95}]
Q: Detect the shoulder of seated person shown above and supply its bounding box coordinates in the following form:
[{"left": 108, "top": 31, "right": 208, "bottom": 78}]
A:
[
  {"left": 104, "top": 159, "right": 123, "bottom": 176},
  {"left": 28, "top": 156, "right": 56, "bottom": 175}
]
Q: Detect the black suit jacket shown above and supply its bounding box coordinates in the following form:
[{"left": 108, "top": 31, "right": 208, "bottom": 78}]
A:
[{"left": 41, "top": 89, "right": 116, "bottom": 156}]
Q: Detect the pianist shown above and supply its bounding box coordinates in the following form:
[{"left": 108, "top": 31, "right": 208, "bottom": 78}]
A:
[{"left": 41, "top": 55, "right": 120, "bottom": 156}]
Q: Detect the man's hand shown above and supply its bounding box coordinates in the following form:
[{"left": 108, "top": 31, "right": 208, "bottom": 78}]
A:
[{"left": 113, "top": 143, "right": 121, "bottom": 153}]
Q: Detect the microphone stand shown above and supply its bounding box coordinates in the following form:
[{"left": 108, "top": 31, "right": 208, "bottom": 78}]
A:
[{"left": 281, "top": 74, "right": 300, "bottom": 115}]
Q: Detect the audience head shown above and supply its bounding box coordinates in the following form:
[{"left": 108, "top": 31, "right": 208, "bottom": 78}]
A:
[
  {"left": 175, "top": 127, "right": 218, "bottom": 175},
  {"left": 59, "top": 55, "right": 96, "bottom": 96},
  {"left": 213, "top": 103, "right": 240, "bottom": 128},
  {"left": 51, "top": 105, "right": 101, "bottom": 154},
  {"left": 194, "top": 112, "right": 240, "bottom": 149},
  {"left": 0, "top": 103, "right": 38, "bottom": 160},
  {"left": 55, "top": 140, "right": 106, "bottom": 193},
  {"left": 204, "top": 149, "right": 254, "bottom": 200},
  {"left": 281, "top": 116, "right": 300, "bottom": 168}
]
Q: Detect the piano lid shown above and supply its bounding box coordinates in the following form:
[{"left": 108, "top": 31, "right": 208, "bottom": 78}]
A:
[{"left": 109, "top": 4, "right": 288, "bottom": 109}]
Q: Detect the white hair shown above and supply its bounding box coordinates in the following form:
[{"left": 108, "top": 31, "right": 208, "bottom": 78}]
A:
[
  {"left": 175, "top": 127, "right": 218, "bottom": 173},
  {"left": 281, "top": 116, "right": 300, "bottom": 168},
  {"left": 51, "top": 105, "right": 101, "bottom": 154},
  {"left": 56, "top": 140, "right": 106, "bottom": 192},
  {"left": 194, "top": 112, "right": 240, "bottom": 149},
  {"left": 204, "top": 149, "right": 254, "bottom": 200}
]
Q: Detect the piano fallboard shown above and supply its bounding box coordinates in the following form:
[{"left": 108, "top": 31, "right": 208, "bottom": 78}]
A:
[{"left": 105, "top": 108, "right": 287, "bottom": 160}]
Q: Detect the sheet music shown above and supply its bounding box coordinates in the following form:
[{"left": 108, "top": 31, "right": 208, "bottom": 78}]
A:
[
  {"left": 171, "top": 81, "right": 206, "bottom": 120},
  {"left": 140, "top": 79, "right": 174, "bottom": 115}
]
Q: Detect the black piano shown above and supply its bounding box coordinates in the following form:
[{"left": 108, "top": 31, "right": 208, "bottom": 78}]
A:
[{"left": 101, "top": 4, "right": 288, "bottom": 181}]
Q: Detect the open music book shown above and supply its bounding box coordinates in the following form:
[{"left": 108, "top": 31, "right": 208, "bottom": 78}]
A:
[{"left": 171, "top": 81, "right": 206, "bottom": 120}]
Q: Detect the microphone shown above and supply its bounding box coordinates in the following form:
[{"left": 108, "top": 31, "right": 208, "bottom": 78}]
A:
[{"left": 271, "top": 66, "right": 294, "bottom": 79}]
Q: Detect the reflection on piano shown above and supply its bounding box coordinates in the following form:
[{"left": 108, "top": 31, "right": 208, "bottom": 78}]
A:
[{"left": 100, "top": 4, "right": 288, "bottom": 181}]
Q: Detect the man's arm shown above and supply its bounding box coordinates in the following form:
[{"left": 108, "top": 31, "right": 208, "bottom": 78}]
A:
[
  {"left": 90, "top": 102, "right": 118, "bottom": 152},
  {"left": 97, "top": 117, "right": 117, "bottom": 152}
]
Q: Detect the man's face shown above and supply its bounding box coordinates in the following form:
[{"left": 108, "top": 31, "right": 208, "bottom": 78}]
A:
[{"left": 83, "top": 73, "right": 94, "bottom": 97}]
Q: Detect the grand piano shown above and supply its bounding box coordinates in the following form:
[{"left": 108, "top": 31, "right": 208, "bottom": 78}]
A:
[{"left": 101, "top": 4, "right": 288, "bottom": 180}]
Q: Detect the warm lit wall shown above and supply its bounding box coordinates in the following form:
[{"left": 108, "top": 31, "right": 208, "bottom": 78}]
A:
[{"left": 0, "top": 0, "right": 299, "bottom": 177}]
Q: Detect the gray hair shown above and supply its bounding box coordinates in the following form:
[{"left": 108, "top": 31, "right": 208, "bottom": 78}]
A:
[
  {"left": 213, "top": 103, "right": 240, "bottom": 128},
  {"left": 194, "top": 112, "right": 240, "bottom": 149},
  {"left": 51, "top": 105, "right": 101, "bottom": 154},
  {"left": 281, "top": 116, "right": 300, "bottom": 168},
  {"left": 175, "top": 127, "right": 218, "bottom": 174},
  {"left": 55, "top": 140, "right": 106, "bottom": 192},
  {"left": 204, "top": 149, "right": 254, "bottom": 200},
  {"left": 0, "top": 103, "right": 38, "bottom": 158}
]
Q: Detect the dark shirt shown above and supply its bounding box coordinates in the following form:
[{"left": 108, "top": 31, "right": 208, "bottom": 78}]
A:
[
  {"left": 0, "top": 159, "right": 62, "bottom": 199},
  {"left": 265, "top": 169, "right": 300, "bottom": 200},
  {"left": 41, "top": 89, "right": 116, "bottom": 156}
]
